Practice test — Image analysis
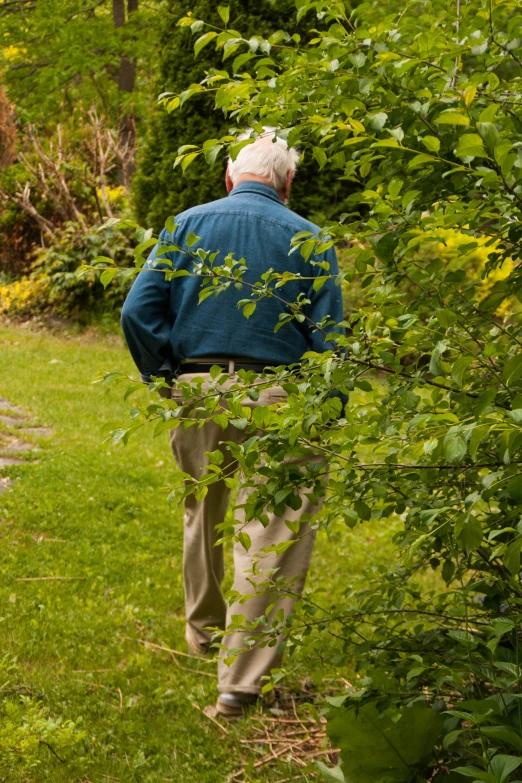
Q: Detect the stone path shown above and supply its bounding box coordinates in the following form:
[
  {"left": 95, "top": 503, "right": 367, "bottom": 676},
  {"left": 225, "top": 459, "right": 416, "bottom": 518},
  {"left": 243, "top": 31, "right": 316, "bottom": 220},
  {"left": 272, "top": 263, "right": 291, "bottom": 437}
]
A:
[{"left": 0, "top": 398, "right": 53, "bottom": 494}]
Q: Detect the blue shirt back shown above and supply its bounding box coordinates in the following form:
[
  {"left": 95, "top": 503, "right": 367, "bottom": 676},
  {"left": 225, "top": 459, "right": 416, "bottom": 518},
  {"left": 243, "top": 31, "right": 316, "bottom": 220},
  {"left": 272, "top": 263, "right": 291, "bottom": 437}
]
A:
[{"left": 121, "top": 181, "right": 344, "bottom": 378}]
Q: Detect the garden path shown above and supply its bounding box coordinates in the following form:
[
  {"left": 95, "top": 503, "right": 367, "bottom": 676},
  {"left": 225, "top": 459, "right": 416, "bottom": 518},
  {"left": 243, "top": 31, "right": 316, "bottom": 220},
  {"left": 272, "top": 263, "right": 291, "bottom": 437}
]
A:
[{"left": 0, "top": 396, "right": 52, "bottom": 491}]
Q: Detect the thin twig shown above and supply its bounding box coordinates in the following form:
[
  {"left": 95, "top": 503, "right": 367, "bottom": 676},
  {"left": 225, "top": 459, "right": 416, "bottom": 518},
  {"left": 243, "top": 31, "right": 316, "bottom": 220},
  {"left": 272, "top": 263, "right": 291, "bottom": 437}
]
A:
[
  {"left": 192, "top": 702, "right": 230, "bottom": 736},
  {"left": 15, "top": 576, "right": 86, "bottom": 581},
  {"left": 39, "top": 740, "right": 65, "bottom": 763},
  {"left": 131, "top": 636, "right": 211, "bottom": 661}
]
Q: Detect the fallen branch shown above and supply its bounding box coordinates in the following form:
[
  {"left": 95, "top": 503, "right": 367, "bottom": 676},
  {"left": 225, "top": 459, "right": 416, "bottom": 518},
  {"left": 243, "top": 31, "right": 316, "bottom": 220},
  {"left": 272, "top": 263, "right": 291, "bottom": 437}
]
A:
[
  {"left": 192, "top": 702, "right": 230, "bottom": 736},
  {"left": 133, "top": 636, "right": 211, "bottom": 662},
  {"left": 16, "top": 576, "right": 86, "bottom": 581}
]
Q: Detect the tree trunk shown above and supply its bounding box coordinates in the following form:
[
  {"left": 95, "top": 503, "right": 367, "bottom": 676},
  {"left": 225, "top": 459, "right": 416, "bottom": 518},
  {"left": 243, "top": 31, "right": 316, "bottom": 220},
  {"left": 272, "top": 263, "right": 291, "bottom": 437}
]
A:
[
  {"left": 112, "top": 0, "right": 137, "bottom": 187},
  {"left": 0, "top": 80, "right": 16, "bottom": 168}
]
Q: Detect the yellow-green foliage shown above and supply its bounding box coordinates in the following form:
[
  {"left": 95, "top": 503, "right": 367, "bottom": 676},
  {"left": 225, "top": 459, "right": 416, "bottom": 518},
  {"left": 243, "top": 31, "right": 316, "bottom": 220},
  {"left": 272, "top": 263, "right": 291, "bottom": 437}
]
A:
[
  {"left": 425, "top": 229, "right": 518, "bottom": 317},
  {"left": 0, "top": 657, "right": 83, "bottom": 777},
  {"left": 0, "top": 222, "right": 133, "bottom": 320},
  {"left": 339, "top": 229, "right": 518, "bottom": 320}
]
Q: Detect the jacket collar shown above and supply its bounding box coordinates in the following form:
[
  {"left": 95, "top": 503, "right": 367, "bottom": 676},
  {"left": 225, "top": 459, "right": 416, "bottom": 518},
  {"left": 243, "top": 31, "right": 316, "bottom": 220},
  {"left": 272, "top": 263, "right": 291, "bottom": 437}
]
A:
[{"left": 228, "top": 180, "right": 283, "bottom": 205}]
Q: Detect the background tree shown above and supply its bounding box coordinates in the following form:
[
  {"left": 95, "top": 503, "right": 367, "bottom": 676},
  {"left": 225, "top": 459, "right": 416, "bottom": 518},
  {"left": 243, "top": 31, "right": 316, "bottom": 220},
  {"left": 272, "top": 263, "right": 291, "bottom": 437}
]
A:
[
  {"left": 0, "top": 0, "right": 157, "bottom": 130},
  {"left": 132, "top": 0, "right": 357, "bottom": 231}
]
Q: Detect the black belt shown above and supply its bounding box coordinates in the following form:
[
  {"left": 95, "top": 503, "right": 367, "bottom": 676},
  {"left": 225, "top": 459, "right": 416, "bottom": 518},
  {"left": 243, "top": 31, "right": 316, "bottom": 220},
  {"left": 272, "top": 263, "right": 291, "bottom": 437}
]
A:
[{"left": 179, "top": 361, "right": 276, "bottom": 375}]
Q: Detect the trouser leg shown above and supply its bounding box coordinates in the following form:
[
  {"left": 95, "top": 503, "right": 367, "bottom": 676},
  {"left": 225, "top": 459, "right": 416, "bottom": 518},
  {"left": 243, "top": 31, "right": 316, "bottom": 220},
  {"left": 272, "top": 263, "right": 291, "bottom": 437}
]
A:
[
  {"left": 170, "top": 418, "right": 237, "bottom": 644},
  {"left": 218, "top": 457, "right": 325, "bottom": 695}
]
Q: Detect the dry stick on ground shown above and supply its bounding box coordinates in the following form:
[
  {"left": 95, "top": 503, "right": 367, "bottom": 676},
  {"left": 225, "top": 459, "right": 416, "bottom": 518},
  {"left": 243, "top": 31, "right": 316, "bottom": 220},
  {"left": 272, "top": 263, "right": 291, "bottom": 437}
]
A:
[
  {"left": 231, "top": 733, "right": 328, "bottom": 780},
  {"left": 192, "top": 702, "right": 230, "bottom": 736},
  {"left": 74, "top": 679, "right": 124, "bottom": 711},
  {"left": 131, "top": 637, "right": 217, "bottom": 678},
  {"left": 168, "top": 650, "right": 217, "bottom": 679},
  {"left": 16, "top": 576, "right": 87, "bottom": 581},
  {"left": 229, "top": 710, "right": 335, "bottom": 782},
  {"left": 133, "top": 636, "right": 211, "bottom": 662}
]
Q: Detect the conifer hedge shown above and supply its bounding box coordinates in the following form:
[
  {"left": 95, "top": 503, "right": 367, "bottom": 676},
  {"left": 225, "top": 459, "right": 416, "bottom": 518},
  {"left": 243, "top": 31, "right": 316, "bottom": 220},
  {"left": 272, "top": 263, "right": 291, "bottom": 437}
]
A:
[{"left": 132, "top": 0, "right": 356, "bottom": 230}]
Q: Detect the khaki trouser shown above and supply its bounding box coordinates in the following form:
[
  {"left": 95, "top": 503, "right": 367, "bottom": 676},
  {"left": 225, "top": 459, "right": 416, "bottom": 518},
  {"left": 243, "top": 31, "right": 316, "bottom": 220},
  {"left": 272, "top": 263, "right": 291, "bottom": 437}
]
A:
[{"left": 170, "top": 370, "right": 324, "bottom": 695}]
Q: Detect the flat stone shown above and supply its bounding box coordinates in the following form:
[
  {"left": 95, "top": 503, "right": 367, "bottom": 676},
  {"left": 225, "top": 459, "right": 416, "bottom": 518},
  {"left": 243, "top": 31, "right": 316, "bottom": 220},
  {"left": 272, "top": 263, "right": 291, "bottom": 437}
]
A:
[
  {"left": 20, "top": 427, "right": 53, "bottom": 438},
  {"left": 0, "top": 399, "right": 26, "bottom": 416},
  {"left": 0, "top": 457, "right": 23, "bottom": 468},
  {"left": 4, "top": 439, "right": 37, "bottom": 453},
  {"left": 0, "top": 415, "right": 24, "bottom": 427}
]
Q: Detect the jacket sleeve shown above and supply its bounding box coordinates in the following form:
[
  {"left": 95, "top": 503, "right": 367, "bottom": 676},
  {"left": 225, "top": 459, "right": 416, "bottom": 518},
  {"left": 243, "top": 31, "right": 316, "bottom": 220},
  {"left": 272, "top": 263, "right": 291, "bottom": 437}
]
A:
[
  {"left": 305, "top": 246, "right": 345, "bottom": 353},
  {"left": 120, "top": 229, "right": 175, "bottom": 381}
]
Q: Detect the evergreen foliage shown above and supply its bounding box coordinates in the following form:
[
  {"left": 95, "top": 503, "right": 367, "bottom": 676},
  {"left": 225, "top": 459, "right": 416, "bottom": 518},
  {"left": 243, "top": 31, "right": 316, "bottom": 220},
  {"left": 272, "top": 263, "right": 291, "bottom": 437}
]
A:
[{"left": 132, "top": 0, "right": 355, "bottom": 230}]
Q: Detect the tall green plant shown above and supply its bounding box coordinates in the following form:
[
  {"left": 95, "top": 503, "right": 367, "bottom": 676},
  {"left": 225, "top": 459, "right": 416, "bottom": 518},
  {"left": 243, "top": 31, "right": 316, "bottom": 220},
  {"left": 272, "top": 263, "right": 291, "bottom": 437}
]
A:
[{"left": 94, "top": 0, "right": 522, "bottom": 779}]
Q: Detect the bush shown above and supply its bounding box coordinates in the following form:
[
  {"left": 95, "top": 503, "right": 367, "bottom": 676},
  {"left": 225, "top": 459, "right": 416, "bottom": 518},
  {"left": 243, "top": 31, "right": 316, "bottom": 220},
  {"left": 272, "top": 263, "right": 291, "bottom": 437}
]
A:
[
  {"left": 111, "top": 0, "right": 522, "bottom": 780},
  {"left": 0, "top": 222, "right": 134, "bottom": 320},
  {"left": 0, "top": 656, "right": 83, "bottom": 779}
]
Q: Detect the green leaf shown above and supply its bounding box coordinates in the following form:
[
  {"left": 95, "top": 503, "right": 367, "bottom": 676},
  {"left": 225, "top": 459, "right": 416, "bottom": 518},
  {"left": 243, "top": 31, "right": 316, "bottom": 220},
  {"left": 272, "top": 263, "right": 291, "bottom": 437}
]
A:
[
  {"left": 458, "top": 517, "right": 483, "bottom": 554},
  {"left": 327, "top": 701, "right": 444, "bottom": 783},
  {"left": 185, "top": 232, "right": 201, "bottom": 249},
  {"left": 194, "top": 31, "right": 217, "bottom": 56},
  {"left": 442, "top": 559, "right": 455, "bottom": 583},
  {"left": 448, "top": 629, "right": 477, "bottom": 646},
  {"left": 313, "top": 276, "right": 330, "bottom": 292},
  {"left": 481, "top": 726, "right": 522, "bottom": 751},
  {"left": 217, "top": 5, "right": 230, "bottom": 24},
  {"left": 353, "top": 500, "right": 371, "bottom": 520},
  {"left": 165, "top": 216, "right": 177, "bottom": 234},
  {"left": 388, "top": 178, "right": 403, "bottom": 198},
  {"left": 100, "top": 268, "right": 118, "bottom": 288},
  {"left": 435, "top": 308, "right": 457, "bottom": 329},
  {"left": 474, "top": 389, "right": 497, "bottom": 417},
  {"left": 503, "top": 354, "right": 522, "bottom": 387},
  {"left": 507, "top": 475, "right": 522, "bottom": 503},
  {"left": 316, "top": 761, "right": 345, "bottom": 782},
  {"left": 477, "top": 121, "right": 500, "bottom": 151},
  {"left": 489, "top": 755, "right": 522, "bottom": 783},
  {"left": 455, "top": 133, "right": 487, "bottom": 159},
  {"left": 230, "top": 417, "right": 248, "bottom": 430},
  {"left": 408, "top": 153, "right": 436, "bottom": 169},
  {"left": 504, "top": 538, "right": 521, "bottom": 575},
  {"left": 435, "top": 111, "right": 470, "bottom": 126},
  {"left": 180, "top": 152, "right": 199, "bottom": 171},
  {"left": 470, "top": 424, "right": 490, "bottom": 459},
  {"left": 313, "top": 146, "right": 327, "bottom": 168},
  {"left": 453, "top": 766, "right": 495, "bottom": 782},
  {"left": 421, "top": 135, "right": 440, "bottom": 153},
  {"left": 237, "top": 531, "right": 251, "bottom": 551},
  {"left": 451, "top": 355, "right": 473, "bottom": 386},
  {"left": 444, "top": 429, "right": 467, "bottom": 463},
  {"left": 243, "top": 302, "right": 256, "bottom": 319},
  {"left": 430, "top": 341, "right": 447, "bottom": 377}
]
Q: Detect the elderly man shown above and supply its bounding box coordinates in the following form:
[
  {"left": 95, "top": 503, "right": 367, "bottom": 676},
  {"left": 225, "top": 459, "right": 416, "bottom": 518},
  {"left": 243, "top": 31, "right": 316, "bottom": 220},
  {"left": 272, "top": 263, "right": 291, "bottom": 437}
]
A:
[{"left": 121, "top": 132, "right": 344, "bottom": 717}]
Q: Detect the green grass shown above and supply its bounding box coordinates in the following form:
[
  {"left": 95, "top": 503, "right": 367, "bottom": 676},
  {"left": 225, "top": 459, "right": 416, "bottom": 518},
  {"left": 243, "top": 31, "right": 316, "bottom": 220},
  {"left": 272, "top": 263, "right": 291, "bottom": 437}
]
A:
[{"left": 0, "top": 324, "right": 399, "bottom": 783}]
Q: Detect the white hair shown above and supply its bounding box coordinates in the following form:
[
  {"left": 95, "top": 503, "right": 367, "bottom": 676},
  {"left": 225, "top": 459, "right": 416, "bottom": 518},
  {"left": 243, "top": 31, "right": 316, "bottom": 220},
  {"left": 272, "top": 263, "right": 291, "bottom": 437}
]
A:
[{"left": 227, "top": 129, "right": 300, "bottom": 190}]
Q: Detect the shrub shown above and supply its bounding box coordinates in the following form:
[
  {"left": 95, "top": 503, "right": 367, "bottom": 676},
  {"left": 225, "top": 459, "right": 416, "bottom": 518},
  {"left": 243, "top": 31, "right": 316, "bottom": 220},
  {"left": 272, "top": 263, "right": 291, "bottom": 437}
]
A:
[
  {"left": 0, "top": 656, "right": 83, "bottom": 778},
  {"left": 102, "top": 0, "right": 522, "bottom": 780},
  {"left": 0, "top": 222, "right": 133, "bottom": 320}
]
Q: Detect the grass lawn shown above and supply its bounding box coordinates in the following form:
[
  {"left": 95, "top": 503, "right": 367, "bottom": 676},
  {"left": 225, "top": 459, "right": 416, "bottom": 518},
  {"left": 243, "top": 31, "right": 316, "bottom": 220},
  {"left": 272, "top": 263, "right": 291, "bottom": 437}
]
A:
[{"left": 0, "top": 323, "right": 399, "bottom": 783}]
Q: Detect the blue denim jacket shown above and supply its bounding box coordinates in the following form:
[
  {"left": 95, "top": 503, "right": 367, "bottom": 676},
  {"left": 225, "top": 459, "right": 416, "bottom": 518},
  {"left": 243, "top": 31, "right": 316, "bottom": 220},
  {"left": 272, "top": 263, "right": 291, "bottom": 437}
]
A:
[{"left": 121, "top": 181, "right": 344, "bottom": 379}]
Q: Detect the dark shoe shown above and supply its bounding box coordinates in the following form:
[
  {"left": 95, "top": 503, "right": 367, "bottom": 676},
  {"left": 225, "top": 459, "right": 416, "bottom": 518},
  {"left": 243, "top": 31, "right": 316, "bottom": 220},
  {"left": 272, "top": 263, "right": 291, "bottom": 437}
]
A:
[
  {"left": 185, "top": 624, "right": 211, "bottom": 656},
  {"left": 215, "top": 692, "right": 260, "bottom": 719}
]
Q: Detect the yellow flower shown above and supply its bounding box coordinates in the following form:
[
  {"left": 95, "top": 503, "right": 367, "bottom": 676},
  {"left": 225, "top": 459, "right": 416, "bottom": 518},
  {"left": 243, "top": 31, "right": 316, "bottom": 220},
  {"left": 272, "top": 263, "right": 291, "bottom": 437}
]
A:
[{"left": 2, "top": 45, "right": 27, "bottom": 61}]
